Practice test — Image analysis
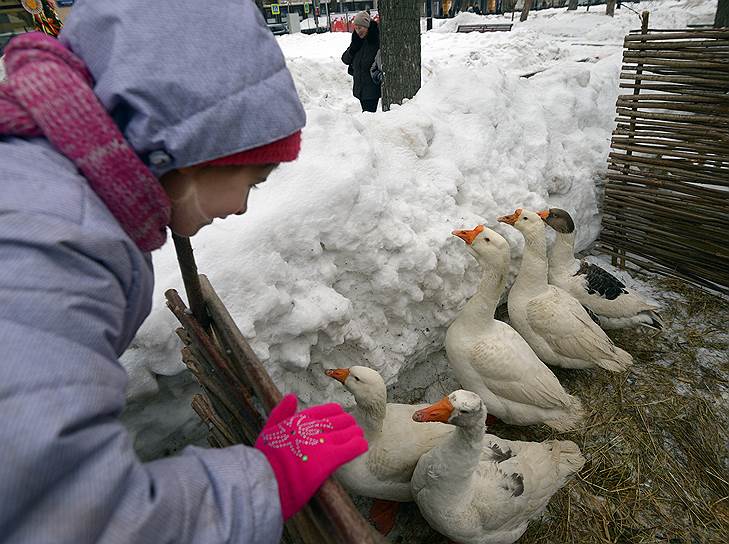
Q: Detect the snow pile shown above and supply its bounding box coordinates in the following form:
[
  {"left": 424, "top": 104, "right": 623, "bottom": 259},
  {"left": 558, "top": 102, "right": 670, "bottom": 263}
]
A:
[{"left": 120, "top": 0, "right": 718, "bottom": 452}]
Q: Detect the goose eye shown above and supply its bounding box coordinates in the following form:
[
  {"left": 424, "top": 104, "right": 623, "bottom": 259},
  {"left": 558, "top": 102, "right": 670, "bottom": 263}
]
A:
[
  {"left": 354, "top": 376, "right": 361, "bottom": 382},
  {"left": 523, "top": 217, "right": 528, "bottom": 221},
  {"left": 484, "top": 237, "right": 490, "bottom": 242}
]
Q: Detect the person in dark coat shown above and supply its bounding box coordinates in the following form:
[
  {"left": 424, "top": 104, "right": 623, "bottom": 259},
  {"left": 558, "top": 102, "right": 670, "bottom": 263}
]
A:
[{"left": 341, "top": 11, "right": 381, "bottom": 113}]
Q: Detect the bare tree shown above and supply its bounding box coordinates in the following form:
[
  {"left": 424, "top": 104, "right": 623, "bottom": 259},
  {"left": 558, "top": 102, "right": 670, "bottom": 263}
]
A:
[
  {"left": 606, "top": 0, "right": 616, "bottom": 16},
  {"left": 567, "top": 0, "right": 578, "bottom": 10},
  {"left": 379, "top": 0, "right": 421, "bottom": 111},
  {"left": 716, "top": 0, "right": 729, "bottom": 27},
  {"left": 520, "top": 0, "right": 533, "bottom": 22}
]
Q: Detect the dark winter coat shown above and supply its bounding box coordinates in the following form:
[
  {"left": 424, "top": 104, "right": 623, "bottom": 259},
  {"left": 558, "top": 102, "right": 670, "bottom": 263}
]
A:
[{"left": 341, "top": 21, "right": 381, "bottom": 101}]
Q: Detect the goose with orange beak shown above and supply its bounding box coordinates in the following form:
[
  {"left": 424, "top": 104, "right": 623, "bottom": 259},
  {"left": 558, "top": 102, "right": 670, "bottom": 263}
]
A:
[
  {"left": 446, "top": 225, "right": 583, "bottom": 431},
  {"left": 497, "top": 208, "right": 633, "bottom": 371},
  {"left": 539, "top": 208, "right": 663, "bottom": 331},
  {"left": 411, "top": 390, "right": 585, "bottom": 544},
  {"left": 324, "top": 366, "right": 453, "bottom": 533}
]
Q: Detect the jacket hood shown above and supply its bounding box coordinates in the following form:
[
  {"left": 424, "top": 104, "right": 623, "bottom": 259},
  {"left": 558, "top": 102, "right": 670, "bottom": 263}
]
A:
[{"left": 59, "top": 0, "right": 306, "bottom": 176}]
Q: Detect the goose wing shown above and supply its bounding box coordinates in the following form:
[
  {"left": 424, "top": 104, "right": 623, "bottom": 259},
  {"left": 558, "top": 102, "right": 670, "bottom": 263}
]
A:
[
  {"left": 576, "top": 261, "right": 628, "bottom": 301},
  {"left": 526, "top": 286, "right": 627, "bottom": 364},
  {"left": 469, "top": 329, "right": 573, "bottom": 409}
]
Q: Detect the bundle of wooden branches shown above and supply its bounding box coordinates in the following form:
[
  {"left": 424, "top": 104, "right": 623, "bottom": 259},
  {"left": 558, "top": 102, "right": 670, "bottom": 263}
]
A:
[
  {"left": 599, "top": 13, "right": 729, "bottom": 295},
  {"left": 166, "top": 236, "right": 384, "bottom": 544}
]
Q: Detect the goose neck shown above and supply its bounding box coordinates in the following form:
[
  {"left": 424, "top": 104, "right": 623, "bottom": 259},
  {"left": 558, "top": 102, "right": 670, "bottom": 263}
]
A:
[
  {"left": 461, "top": 265, "right": 505, "bottom": 321},
  {"left": 354, "top": 399, "right": 385, "bottom": 436},
  {"left": 514, "top": 228, "right": 549, "bottom": 290},
  {"left": 435, "top": 423, "right": 484, "bottom": 479},
  {"left": 550, "top": 231, "right": 577, "bottom": 271}
]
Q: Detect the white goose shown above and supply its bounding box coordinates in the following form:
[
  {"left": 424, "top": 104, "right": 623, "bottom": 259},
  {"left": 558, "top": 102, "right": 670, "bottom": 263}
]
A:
[
  {"left": 325, "top": 366, "right": 454, "bottom": 503},
  {"left": 498, "top": 208, "right": 633, "bottom": 371},
  {"left": 411, "top": 390, "right": 585, "bottom": 544},
  {"left": 540, "top": 208, "right": 663, "bottom": 331},
  {"left": 447, "top": 224, "right": 583, "bottom": 431}
]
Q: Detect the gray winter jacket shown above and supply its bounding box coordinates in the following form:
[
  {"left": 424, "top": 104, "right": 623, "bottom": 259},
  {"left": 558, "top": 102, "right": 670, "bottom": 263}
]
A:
[{"left": 0, "top": 1, "right": 305, "bottom": 543}]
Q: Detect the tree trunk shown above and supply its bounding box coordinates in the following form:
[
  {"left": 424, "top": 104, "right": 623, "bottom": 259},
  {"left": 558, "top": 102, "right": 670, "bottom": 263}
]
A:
[
  {"left": 606, "top": 0, "right": 616, "bottom": 17},
  {"left": 716, "top": 0, "right": 729, "bottom": 27},
  {"left": 520, "top": 0, "right": 533, "bottom": 22},
  {"left": 567, "top": 0, "right": 578, "bottom": 10},
  {"left": 380, "top": 0, "right": 421, "bottom": 112}
]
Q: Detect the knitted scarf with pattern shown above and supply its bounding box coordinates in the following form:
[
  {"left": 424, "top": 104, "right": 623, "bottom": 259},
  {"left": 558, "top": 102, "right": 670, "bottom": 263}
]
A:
[{"left": 0, "top": 32, "right": 170, "bottom": 252}]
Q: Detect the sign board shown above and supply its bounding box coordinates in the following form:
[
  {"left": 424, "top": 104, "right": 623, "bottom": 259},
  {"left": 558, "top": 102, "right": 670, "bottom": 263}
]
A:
[
  {"left": 270, "top": 4, "right": 280, "bottom": 15},
  {"left": 303, "top": 3, "right": 309, "bottom": 13}
]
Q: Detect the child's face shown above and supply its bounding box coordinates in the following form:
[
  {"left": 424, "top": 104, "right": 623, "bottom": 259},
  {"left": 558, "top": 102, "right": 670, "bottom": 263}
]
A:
[
  {"left": 354, "top": 24, "right": 368, "bottom": 39},
  {"left": 160, "top": 163, "right": 277, "bottom": 236}
]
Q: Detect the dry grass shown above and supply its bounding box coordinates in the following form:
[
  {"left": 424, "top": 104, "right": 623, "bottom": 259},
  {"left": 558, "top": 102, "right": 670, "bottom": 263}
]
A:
[
  {"left": 514, "top": 276, "right": 728, "bottom": 544},
  {"left": 387, "top": 274, "right": 729, "bottom": 544}
]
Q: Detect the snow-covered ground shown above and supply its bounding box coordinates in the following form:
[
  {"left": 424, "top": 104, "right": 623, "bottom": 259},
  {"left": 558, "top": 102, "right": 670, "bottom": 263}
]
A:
[{"left": 115, "top": 0, "right": 717, "bottom": 453}]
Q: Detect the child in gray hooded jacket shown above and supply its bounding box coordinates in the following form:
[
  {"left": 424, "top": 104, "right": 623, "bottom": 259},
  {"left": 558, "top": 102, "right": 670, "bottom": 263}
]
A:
[{"left": 0, "top": 1, "right": 367, "bottom": 543}]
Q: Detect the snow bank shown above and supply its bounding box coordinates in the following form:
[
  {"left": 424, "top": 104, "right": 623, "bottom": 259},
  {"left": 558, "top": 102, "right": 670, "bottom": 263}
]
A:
[{"left": 120, "top": 0, "right": 718, "bottom": 452}]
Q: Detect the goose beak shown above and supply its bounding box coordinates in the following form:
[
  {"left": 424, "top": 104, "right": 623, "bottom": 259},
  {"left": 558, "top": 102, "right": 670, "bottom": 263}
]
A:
[
  {"left": 497, "top": 208, "right": 522, "bottom": 226},
  {"left": 325, "top": 368, "right": 350, "bottom": 384},
  {"left": 412, "top": 396, "right": 454, "bottom": 423},
  {"left": 537, "top": 210, "right": 550, "bottom": 221},
  {"left": 452, "top": 225, "right": 485, "bottom": 245}
]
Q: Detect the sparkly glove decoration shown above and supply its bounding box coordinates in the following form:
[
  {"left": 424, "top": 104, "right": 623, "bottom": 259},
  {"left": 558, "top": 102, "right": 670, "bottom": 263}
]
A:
[{"left": 255, "top": 394, "right": 368, "bottom": 520}]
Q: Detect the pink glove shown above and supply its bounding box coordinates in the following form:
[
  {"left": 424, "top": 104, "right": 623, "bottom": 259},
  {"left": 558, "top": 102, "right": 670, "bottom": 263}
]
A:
[{"left": 255, "top": 394, "right": 368, "bottom": 520}]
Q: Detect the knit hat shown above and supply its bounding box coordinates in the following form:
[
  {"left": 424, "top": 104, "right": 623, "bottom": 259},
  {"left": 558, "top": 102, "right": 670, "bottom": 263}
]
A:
[
  {"left": 353, "top": 11, "right": 371, "bottom": 28},
  {"left": 201, "top": 130, "right": 301, "bottom": 167}
]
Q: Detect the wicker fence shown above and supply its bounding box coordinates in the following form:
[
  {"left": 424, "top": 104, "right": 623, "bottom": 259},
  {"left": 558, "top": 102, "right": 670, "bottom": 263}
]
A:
[{"left": 599, "top": 17, "right": 729, "bottom": 295}]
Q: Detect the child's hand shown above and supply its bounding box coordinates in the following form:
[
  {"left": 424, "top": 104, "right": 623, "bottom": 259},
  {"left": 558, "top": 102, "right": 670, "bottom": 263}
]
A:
[{"left": 255, "top": 394, "right": 368, "bottom": 520}]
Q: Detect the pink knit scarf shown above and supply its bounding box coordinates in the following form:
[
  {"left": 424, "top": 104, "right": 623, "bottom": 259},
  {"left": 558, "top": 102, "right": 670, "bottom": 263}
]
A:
[{"left": 0, "top": 33, "right": 170, "bottom": 252}]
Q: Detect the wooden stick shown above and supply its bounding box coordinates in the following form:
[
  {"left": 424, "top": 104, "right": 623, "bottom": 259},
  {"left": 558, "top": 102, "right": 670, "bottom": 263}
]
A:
[
  {"left": 617, "top": 93, "right": 729, "bottom": 104},
  {"left": 624, "top": 50, "right": 729, "bottom": 62},
  {"left": 197, "top": 275, "right": 386, "bottom": 544},
  {"left": 606, "top": 173, "right": 728, "bottom": 202},
  {"left": 625, "top": 40, "right": 729, "bottom": 50},
  {"left": 622, "top": 59, "right": 729, "bottom": 70},
  {"left": 610, "top": 141, "right": 729, "bottom": 163},
  {"left": 604, "top": 185, "right": 729, "bottom": 216},
  {"left": 618, "top": 82, "right": 729, "bottom": 97},
  {"left": 615, "top": 107, "right": 729, "bottom": 127},
  {"left": 621, "top": 64, "right": 729, "bottom": 77},
  {"left": 172, "top": 234, "right": 210, "bottom": 330},
  {"left": 624, "top": 31, "right": 729, "bottom": 41},
  {"left": 608, "top": 153, "right": 729, "bottom": 182},
  {"left": 619, "top": 72, "right": 729, "bottom": 88},
  {"left": 611, "top": 135, "right": 729, "bottom": 155},
  {"left": 615, "top": 118, "right": 729, "bottom": 138},
  {"left": 615, "top": 101, "right": 729, "bottom": 116}
]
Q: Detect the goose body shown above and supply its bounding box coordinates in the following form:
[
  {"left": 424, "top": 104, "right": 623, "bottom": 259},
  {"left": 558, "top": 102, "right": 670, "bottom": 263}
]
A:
[
  {"left": 542, "top": 208, "right": 663, "bottom": 331},
  {"left": 325, "top": 366, "right": 454, "bottom": 501},
  {"left": 411, "top": 391, "right": 585, "bottom": 544},
  {"left": 446, "top": 226, "right": 583, "bottom": 431},
  {"left": 498, "top": 208, "right": 633, "bottom": 372}
]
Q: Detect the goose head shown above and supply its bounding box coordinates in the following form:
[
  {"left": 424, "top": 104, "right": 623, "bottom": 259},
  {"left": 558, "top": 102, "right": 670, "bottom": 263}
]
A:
[
  {"left": 539, "top": 208, "right": 575, "bottom": 234},
  {"left": 497, "top": 207, "right": 549, "bottom": 234},
  {"left": 325, "top": 366, "right": 387, "bottom": 409},
  {"left": 452, "top": 224, "right": 511, "bottom": 270},
  {"left": 412, "top": 390, "right": 486, "bottom": 428}
]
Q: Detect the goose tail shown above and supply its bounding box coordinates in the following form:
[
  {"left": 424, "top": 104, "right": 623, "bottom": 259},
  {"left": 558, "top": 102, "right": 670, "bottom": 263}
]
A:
[{"left": 545, "top": 395, "right": 585, "bottom": 433}]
